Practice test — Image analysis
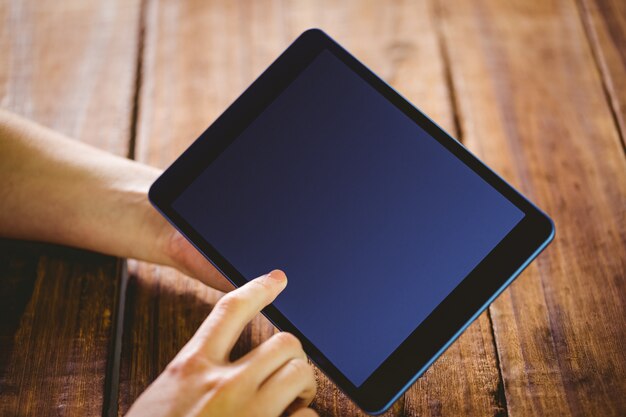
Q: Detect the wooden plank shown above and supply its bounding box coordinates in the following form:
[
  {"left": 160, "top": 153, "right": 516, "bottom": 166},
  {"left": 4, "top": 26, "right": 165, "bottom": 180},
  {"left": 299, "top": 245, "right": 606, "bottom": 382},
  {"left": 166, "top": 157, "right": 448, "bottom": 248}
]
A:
[
  {"left": 436, "top": 0, "right": 626, "bottom": 415},
  {"left": 578, "top": 0, "right": 626, "bottom": 150},
  {"left": 0, "top": 0, "right": 141, "bottom": 156},
  {"left": 0, "top": 0, "right": 141, "bottom": 415},
  {"left": 121, "top": 0, "right": 504, "bottom": 416},
  {"left": 0, "top": 242, "right": 124, "bottom": 416}
]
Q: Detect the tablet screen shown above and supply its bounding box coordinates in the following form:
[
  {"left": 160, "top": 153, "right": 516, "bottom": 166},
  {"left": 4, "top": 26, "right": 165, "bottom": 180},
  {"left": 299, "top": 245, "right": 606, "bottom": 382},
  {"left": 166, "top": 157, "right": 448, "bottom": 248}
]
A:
[{"left": 172, "top": 49, "right": 524, "bottom": 386}]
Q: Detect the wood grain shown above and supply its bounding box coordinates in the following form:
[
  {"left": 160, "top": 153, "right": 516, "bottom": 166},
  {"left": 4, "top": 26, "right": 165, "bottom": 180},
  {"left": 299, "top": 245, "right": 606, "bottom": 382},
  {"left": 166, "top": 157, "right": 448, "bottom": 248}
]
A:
[
  {"left": 0, "top": 241, "right": 123, "bottom": 416},
  {"left": 0, "top": 0, "right": 141, "bottom": 415},
  {"left": 3, "top": 0, "right": 623, "bottom": 415},
  {"left": 121, "top": 1, "right": 505, "bottom": 416},
  {"left": 579, "top": 0, "right": 626, "bottom": 150},
  {"left": 436, "top": 0, "right": 626, "bottom": 415},
  {"left": 0, "top": 0, "right": 141, "bottom": 156}
]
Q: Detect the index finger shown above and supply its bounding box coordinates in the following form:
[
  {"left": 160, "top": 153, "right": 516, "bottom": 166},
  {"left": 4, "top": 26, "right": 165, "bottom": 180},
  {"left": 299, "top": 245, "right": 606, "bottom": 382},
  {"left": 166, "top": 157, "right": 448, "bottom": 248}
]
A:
[{"left": 195, "top": 269, "right": 287, "bottom": 361}]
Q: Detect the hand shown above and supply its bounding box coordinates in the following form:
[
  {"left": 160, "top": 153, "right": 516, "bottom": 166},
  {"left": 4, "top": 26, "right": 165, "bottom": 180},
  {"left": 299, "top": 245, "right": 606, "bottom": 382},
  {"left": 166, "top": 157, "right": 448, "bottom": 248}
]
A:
[
  {"left": 125, "top": 270, "right": 318, "bottom": 417},
  {"left": 160, "top": 224, "right": 235, "bottom": 292},
  {"left": 126, "top": 172, "right": 235, "bottom": 292},
  {"left": 0, "top": 110, "right": 233, "bottom": 294},
  {"left": 0, "top": 110, "right": 235, "bottom": 292}
]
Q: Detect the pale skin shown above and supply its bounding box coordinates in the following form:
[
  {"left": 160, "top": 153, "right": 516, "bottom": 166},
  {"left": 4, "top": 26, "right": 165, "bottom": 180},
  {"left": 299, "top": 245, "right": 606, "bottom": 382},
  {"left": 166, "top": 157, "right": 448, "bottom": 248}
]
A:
[{"left": 0, "top": 110, "right": 318, "bottom": 417}]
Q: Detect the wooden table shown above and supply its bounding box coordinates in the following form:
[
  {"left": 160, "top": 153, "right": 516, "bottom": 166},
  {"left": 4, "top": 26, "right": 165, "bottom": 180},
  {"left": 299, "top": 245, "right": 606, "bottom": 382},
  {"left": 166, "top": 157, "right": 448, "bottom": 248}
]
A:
[{"left": 1, "top": 0, "right": 624, "bottom": 416}]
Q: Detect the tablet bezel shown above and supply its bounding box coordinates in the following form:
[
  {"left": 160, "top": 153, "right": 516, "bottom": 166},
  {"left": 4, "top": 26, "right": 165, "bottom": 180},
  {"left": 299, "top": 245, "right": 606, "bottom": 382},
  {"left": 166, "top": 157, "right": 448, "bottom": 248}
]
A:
[{"left": 149, "top": 29, "right": 554, "bottom": 414}]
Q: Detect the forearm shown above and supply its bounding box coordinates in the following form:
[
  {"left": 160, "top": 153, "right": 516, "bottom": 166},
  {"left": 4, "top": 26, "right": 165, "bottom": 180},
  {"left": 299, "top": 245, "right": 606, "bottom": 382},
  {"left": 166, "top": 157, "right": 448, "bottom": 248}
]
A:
[{"left": 0, "top": 110, "right": 171, "bottom": 264}]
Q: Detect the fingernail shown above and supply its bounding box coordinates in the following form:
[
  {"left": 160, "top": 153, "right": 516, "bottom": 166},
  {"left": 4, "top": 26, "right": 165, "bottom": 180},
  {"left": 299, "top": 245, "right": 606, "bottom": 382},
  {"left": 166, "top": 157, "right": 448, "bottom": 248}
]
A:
[{"left": 267, "top": 269, "right": 287, "bottom": 283}]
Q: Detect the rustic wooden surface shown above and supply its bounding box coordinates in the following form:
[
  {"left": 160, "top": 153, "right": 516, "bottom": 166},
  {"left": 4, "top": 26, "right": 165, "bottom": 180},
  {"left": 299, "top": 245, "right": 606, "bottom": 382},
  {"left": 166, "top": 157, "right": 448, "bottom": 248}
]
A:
[
  {"left": 0, "top": 0, "right": 140, "bottom": 416},
  {"left": 580, "top": 0, "right": 626, "bottom": 150},
  {"left": 438, "top": 1, "right": 626, "bottom": 415},
  {"left": 1, "top": 0, "right": 625, "bottom": 416}
]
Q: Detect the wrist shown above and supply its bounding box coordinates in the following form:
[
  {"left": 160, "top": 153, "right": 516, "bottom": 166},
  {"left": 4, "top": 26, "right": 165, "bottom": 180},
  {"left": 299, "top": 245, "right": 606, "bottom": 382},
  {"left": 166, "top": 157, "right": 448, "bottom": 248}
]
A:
[
  {"left": 118, "top": 168, "right": 176, "bottom": 267},
  {"left": 105, "top": 167, "right": 231, "bottom": 291}
]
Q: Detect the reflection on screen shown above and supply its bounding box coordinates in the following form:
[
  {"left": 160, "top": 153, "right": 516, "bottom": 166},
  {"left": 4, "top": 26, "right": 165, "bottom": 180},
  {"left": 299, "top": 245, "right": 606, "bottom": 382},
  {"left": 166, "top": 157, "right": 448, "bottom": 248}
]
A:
[{"left": 173, "top": 50, "right": 524, "bottom": 386}]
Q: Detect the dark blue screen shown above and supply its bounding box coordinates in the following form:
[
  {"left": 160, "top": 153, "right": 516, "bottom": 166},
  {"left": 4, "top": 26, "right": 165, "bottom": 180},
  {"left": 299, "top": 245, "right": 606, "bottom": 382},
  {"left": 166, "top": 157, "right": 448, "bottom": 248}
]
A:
[{"left": 172, "top": 50, "right": 524, "bottom": 386}]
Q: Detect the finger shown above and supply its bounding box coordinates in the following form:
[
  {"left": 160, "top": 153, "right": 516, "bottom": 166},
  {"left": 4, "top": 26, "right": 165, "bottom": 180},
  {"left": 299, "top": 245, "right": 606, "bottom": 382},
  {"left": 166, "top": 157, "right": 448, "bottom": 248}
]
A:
[
  {"left": 236, "top": 332, "right": 306, "bottom": 386},
  {"left": 177, "top": 238, "right": 234, "bottom": 292},
  {"left": 196, "top": 270, "right": 287, "bottom": 360},
  {"left": 168, "top": 231, "right": 234, "bottom": 292},
  {"left": 290, "top": 408, "right": 319, "bottom": 417},
  {"left": 256, "top": 358, "right": 317, "bottom": 416}
]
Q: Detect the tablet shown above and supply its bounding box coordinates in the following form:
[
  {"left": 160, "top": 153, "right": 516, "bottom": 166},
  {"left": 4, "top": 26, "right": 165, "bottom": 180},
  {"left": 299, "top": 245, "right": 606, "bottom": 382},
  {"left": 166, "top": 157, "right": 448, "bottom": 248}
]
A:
[{"left": 149, "top": 29, "right": 554, "bottom": 414}]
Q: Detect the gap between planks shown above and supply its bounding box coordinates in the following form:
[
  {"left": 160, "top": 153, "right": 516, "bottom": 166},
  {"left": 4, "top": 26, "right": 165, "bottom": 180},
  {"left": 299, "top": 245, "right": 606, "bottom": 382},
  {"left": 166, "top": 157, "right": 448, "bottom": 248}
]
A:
[
  {"left": 575, "top": 0, "right": 626, "bottom": 156},
  {"left": 127, "top": 0, "right": 148, "bottom": 161},
  {"left": 103, "top": 0, "right": 148, "bottom": 415},
  {"left": 430, "top": 0, "right": 510, "bottom": 415},
  {"left": 103, "top": 262, "right": 129, "bottom": 417}
]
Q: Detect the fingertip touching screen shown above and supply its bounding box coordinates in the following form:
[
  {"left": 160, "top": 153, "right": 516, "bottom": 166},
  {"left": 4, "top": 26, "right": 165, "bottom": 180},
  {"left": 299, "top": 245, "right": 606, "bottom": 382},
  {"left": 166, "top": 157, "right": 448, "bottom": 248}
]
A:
[{"left": 172, "top": 49, "right": 524, "bottom": 386}]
